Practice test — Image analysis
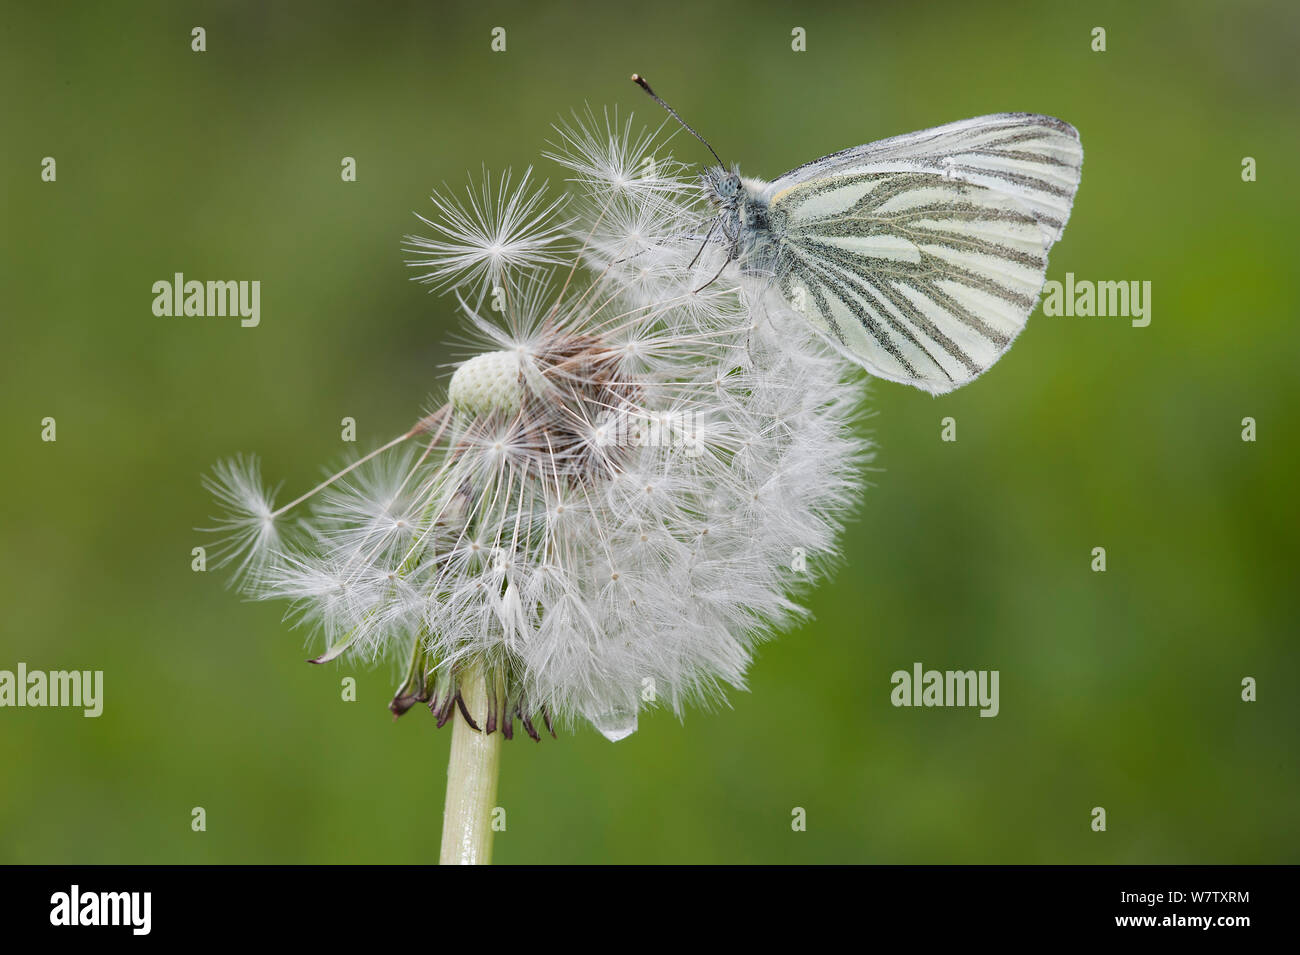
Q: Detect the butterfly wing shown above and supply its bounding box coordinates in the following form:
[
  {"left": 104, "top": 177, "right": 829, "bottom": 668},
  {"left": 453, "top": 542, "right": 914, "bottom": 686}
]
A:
[{"left": 764, "top": 113, "right": 1082, "bottom": 393}]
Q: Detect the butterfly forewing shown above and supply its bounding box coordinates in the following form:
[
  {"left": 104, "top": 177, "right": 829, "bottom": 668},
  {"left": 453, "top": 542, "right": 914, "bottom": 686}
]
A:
[{"left": 764, "top": 114, "right": 1082, "bottom": 393}]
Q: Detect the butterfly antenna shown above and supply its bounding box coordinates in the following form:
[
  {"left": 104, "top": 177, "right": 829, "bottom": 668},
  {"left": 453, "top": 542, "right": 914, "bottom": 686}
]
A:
[{"left": 631, "top": 74, "right": 725, "bottom": 167}]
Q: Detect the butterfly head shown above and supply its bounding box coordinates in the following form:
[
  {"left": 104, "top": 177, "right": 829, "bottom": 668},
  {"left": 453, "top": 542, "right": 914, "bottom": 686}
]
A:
[{"left": 701, "top": 166, "right": 743, "bottom": 209}]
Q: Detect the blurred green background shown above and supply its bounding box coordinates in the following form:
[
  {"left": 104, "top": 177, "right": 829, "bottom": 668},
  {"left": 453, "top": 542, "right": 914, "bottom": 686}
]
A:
[{"left": 2, "top": 0, "right": 1297, "bottom": 864}]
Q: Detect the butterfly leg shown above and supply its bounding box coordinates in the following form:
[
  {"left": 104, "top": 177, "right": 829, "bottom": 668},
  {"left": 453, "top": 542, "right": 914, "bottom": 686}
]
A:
[
  {"left": 692, "top": 243, "right": 736, "bottom": 294},
  {"left": 687, "top": 218, "right": 720, "bottom": 270}
]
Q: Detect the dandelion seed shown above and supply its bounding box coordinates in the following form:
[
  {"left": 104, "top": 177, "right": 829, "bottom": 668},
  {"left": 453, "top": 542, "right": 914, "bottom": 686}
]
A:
[
  {"left": 546, "top": 106, "right": 690, "bottom": 199},
  {"left": 201, "top": 455, "right": 282, "bottom": 587},
  {"left": 403, "top": 166, "right": 570, "bottom": 295}
]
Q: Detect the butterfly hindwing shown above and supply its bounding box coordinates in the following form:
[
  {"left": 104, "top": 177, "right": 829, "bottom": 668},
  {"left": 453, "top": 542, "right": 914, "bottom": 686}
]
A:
[{"left": 762, "top": 114, "right": 1082, "bottom": 392}]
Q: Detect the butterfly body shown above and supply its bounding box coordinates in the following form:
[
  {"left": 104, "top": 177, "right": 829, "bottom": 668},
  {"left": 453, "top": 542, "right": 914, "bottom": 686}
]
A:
[{"left": 698, "top": 168, "right": 769, "bottom": 270}]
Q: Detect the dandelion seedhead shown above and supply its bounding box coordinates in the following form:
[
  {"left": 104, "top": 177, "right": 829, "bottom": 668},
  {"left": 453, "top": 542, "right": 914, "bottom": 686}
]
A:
[{"left": 206, "top": 108, "right": 869, "bottom": 741}]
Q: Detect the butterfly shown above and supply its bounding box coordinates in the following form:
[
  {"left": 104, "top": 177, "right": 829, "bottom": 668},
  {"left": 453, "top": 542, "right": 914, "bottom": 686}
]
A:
[{"left": 632, "top": 75, "right": 1083, "bottom": 394}]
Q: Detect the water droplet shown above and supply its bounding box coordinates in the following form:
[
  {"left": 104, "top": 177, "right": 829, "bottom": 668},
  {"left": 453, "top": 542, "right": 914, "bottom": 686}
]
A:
[{"left": 592, "top": 707, "right": 637, "bottom": 742}]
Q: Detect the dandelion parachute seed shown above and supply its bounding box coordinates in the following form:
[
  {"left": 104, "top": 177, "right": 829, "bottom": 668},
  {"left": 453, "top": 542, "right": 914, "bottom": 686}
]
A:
[
  {"left": 402, "top": 166, "right": 571, "bottom": 295},
  {"left": 204, "top": 108, "right": 870, "bottom": 743}
]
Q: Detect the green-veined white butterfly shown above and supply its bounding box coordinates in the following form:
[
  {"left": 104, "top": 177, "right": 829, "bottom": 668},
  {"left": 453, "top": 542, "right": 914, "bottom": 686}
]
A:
[{"left": 633, "top": 75, "right": 1083, "bottom": 395}]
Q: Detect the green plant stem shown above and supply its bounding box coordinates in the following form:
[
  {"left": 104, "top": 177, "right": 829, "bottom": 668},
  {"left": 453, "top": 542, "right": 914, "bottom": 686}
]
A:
[{"left": 439, "top": 663, "right": 501, "bottom": 864}]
